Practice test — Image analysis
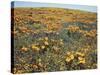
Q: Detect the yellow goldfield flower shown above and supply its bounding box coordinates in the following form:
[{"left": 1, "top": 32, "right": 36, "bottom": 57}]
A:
[
  {"left": 32, "top": 45, "right": 36, "bottom": 49},
  {"left": 78, "top": 57, "right": 86, "bottom": 64},
  {"left": 53, "top": 46, "right": 59, "bottom": 51},
  {"left": 78, "top": 57, "right": 83, "bottom": 60},
  {"left": 60, "top": 39, "right": 63, "bottom": 42},
  {"left": 38, "top": 38, "right": 42, "bottom": 41},
  {"left": 67, "top": 52, "right": 71, "bottom": 55},
  {"left": 60, "top": 41, "right": 64, "bottom": 45},
  {"left": 21, "top": 46, "right": 28, "bottom": 51},
  {"left": 44, "top": 37, "right": 48, "bottom": 41},
  {"left": 13, "top": 68, "right": 17, "bottom": 74},
  {"left": 32, "top": 44, "right": 40, "bottom": 51},
  {"left": 79, "top": 60, "right": 85, "bottom": 64},
  {"left": 44, "top": 41, "right": 49, "bottom": 45},
  {"left": 38, "top": 58, "right": 41, "bottom": 62},
  {"left": 41, "top": 45, "right": 45, "bottom": 49},
  {"left": 38, "top": 63, "right": 43, "bottom": 67},
  {"left": 36, "top": 47, "right": 40, "bottom": 51},
  {"left": 65, "top": 57, "right": 71, "bottom": 62},
  {"left": 76, "top": 52, "right": 85, "bottom": 57},
  {"left": 70, "top": 54, "right": 74, "bottom": 60},
  {"left": 65, "top": 52, "right": 74, "bottom": 62}
]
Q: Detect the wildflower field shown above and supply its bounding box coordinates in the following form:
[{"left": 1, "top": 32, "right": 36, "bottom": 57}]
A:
[{"left": 11, "top": 7, "right": 97, "bottom": 74}]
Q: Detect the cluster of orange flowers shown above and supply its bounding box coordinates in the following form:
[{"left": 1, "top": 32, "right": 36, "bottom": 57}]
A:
[
  {"left": 84, "top": 29, "right": 96, "bottom": 37},
  {"left": 20, "top": 37, "right": 64, "bottom": 54},
  {"left": 66, "top": 25, "right": 80, "bottom": 32},
  {"left": 19, "top": 27, "right": 28, "bottom": 33},
  {"left": 79, "top": 29, "right": 96, "bottom": 38},
  {"left": 66, "top": 25, "right": 96, "bottom": 38}
]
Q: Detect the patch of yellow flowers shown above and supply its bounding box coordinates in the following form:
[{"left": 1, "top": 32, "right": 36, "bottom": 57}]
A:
[
  {"left": 44, "top": 37, "right": 49, "bottom": 45},
  {"left": 65, "top": 52, "right": 74, "bottom": 62},
  {"left": 31, "top": 37, "right": 49, "bottom": 52},
  {"left": 76, "top": 52, "right": 86, "bottom": 64},
  {"left": 44, "top": 41, "right": 49, "bottom": 45},
  {"left": 76, "top": 52, "right": 85, "bottom": 57},
  {"left": 66, "top": 25, "right": 80, "bottom": 33},
  {"left": 21, "top": 46, "right": 28, "bottom": 51},
  {"left": 65, "top": 51, "right": 86, "bottom": 64},
  {"left": 44, "top": 37, "right": 48, "bottom": 41},
  {"left": 78, "top": 57, "right": 85, "bottom": 64},
  {"left": 41, "top": 45, "right": 45, "bottom": 49},
  {"left": 59, "top": 39, "right": 64, "bottom": 45},
  {"left": 31, "top": 44, "right": 40, "bottom": 51}
]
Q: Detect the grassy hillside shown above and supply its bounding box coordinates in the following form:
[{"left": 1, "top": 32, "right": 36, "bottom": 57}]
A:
[{"left": 11, "top": 7, "right": 97, "bottom": 74}]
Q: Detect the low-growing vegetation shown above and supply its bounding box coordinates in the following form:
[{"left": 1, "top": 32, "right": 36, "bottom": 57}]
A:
[{"left": 11, "top": 7, "right": 97, "bottom": 74}]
